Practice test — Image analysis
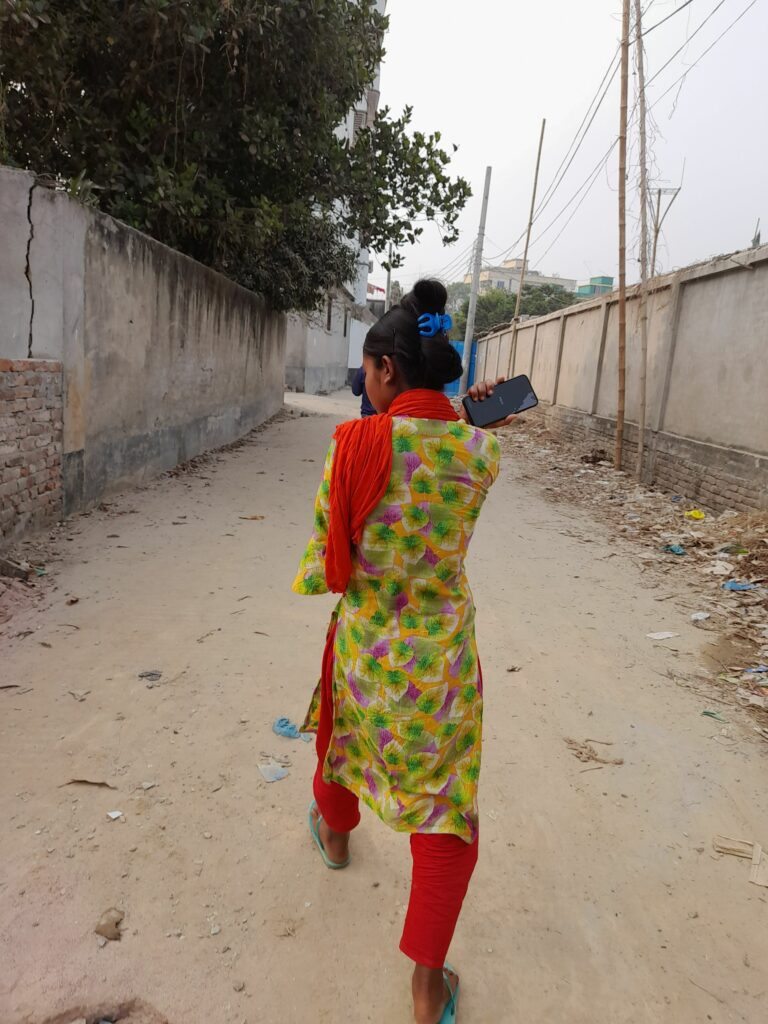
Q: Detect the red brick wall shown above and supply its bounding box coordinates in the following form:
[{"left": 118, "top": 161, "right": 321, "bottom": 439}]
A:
[{"left": 0, "top": 359, "right": 63, "bottom": 542}]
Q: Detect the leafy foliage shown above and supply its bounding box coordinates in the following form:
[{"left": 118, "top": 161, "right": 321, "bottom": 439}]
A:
[
  {"left": 451, "top": 283, "right": 576, "bottom": 339},
  {"left": 0, "top": 0, "right": 470, "bottom": 311}
]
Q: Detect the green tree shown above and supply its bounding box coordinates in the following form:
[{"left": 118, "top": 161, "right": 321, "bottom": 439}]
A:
[
  {"left": 452, "top": 283, "right": 576, "bottom": 339},
  {"left": 0, "top": 1, "right": 469, "bottom": 312},
  {"left": 446, "top": 281, "right": 470, "bottom": 314}
]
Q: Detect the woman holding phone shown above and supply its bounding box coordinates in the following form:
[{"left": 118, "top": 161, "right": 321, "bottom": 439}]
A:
[{"left": 293, "top": 279, "right": 514, "bottom": 1023}]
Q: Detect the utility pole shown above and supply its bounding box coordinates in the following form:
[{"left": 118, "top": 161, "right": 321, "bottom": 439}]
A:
[
  {"left": 513, "top": 119, "right": 546, "bottom": 322},
  {"left": 460, "top": 165, "right": 492, "bottom": 393},
  {"left": 650, "top": 186, "right": 681, "bottom": 277},
  {"left": 635, "top": 0, "right": 650, "bottom": 482},
  {"left": 384, "top": 244, "right": 392, "bottom": 312},
  {"left": 615, "top": 0, "right": 630, "bottom": 471}
]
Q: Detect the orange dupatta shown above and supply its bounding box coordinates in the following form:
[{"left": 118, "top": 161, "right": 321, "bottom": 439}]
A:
[{"left": 324, "top": 389, "right": 460, "bottom": 593}]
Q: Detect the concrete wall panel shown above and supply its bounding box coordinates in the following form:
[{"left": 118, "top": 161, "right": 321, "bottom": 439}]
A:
[
  {"left": 531, "top": 318, "right": 561, "bottom": 403},
  {"left": 556, "top": 309, "right": 602, "bottom": 412},
  {"left": 664, "top": 266, "right": 768, "bottom": 454},
  {"left": 513, "top": 326, "right": 535, "bottom": 377}
]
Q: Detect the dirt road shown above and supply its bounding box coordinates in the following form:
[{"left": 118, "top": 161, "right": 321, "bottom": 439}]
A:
[{"left": 2, "top": 392, "right": 767, "bottom": 1024}]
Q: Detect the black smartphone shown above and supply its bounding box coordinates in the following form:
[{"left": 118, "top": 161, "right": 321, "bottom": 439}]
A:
[{"left": 461, "top": 374, "right": 539, "bottom": 428}]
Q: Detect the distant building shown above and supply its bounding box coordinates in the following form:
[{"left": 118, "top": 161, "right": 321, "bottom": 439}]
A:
[
  {"left": 465, "top": 258, "right": 577, "bottom": 296},
  {"left": 576, "top": 275, "right": 614, "bottom": 297},
  {"left": 367, "top": 281, "right": 386, "bottom": 320}
]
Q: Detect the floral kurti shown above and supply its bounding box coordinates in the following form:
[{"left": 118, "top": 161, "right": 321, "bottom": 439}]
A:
[{"left": 293, "top": 416, "right": 500, "bottom": 842}]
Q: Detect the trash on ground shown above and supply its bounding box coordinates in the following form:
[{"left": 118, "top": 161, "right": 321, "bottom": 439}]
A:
[
  {"left": 702, "top": 710, "right": 729, "bottom": 723},
  {"left": 685, "top": 509, "right": 706, "bottom": 521},
  {"left": 712, "top": 836, "right": 768, "bottom": 888},
  {"left": 647, "top": 631, "right": 680, "bottom": 641},
  {"left": 59, "top": 778, "right": 117, "bottom": 790},
  {"left": 273, "top": 716, "right": 312, "bottom": 742},
  {"left": 138, "top": 669, "right": 162, "bottom": 683},
  {"left": 704, "top": 560, "right": 734, "bottom": 576},
  {"left": 719, "top": 544, "right": 749, "bottom": 556},
  {"left": 107, "top": 810, "right": 124, "bottom": 821},
  {"left": 0, "top": 556, "right": 32, "bottom": 581},
  {"left": 258, "top": 758, "right": 290, "bottom": 783},
  {"left": 580, "top": 448, "right": 608, "bottom": 465},
  {"left": 744, "top": 665, "right": 768, "bottom": 674},
  {"left": 95, "top": 907, "right": 124, "bottom": 941},
  {"left": 737, "top": 688, "right": 768, "bottom": 710},
  {"left": 68, "top": 689, "right": 90, "bottom": 702},
  {"left": 722, "top": 580, "right": 759, "bottom": 592},
  {"left": 691, "top": 612, "right": 711, "bottom": 622},
  {"left": 564, "top": 738, "right": 624, "bottom": 766},
  {"left": 663, "top": 544, "right": 686, "bottom": 556},
  {"left": 506, "top": 665, "right": 522, "bottom": 673}
]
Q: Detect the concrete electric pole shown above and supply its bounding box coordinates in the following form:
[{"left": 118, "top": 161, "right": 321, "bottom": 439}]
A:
[
  {"left": 615, "top": 0, "right": 630, "bottom": 471},
  {"left": 460, "top": 165, "right": 492, "bottom": 394},
  {"left": 635, "top": 0, "right": 650, "bottom": 482}
]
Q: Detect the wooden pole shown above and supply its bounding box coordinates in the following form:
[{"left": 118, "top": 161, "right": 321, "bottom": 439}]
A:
[
  {"left": 513, "top": 118, "right": 546, "bottom": 322},
  {"left": 615, "top": 0, "right": 630, "bottom": 470},
  {"left": 650, "top": 187, "right": 681, "bottom": 278},
  {"left": 460, "top": 166, "right": 492, "bottom": 392},
  {"left": 635, "top": 0, "right": 650, "bottom": 481},
  {"left": 650, "top": 188, "right": 662, "bottom": 278}
]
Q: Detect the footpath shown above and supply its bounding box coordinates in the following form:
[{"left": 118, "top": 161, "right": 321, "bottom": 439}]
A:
[{"left": 1, "top": 392, "right": 766, "bottom": 1024}]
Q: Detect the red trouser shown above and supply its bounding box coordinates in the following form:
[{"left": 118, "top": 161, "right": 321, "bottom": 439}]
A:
[{"left": 313, "top": 625, "right": 479, "bottom": 969}]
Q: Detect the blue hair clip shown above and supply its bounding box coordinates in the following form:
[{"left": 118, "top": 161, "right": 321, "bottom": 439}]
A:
[{"left": 417, "top": 312, "right": 453, "bottom": 337}]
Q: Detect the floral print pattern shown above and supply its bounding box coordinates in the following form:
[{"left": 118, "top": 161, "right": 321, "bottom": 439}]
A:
[{"left": 293, "top": 416, "right": 500, "bottom": 841}]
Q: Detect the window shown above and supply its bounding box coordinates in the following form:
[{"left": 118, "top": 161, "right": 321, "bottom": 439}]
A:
[
  {"left": 496, "top": 280, "right": 506, "bottom": 290},
  {"left": 326, "top": 296, "right": 333, "bottom": 332}
]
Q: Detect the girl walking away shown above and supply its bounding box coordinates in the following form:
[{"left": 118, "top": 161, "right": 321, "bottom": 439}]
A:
[{"left": 293, "top": 279, "right": 515, "bottom": 1023}]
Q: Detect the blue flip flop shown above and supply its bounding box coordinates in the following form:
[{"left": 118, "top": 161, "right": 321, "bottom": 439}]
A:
[
  {"left": 439, "top": 964, "right": 460, "bottom": 1022},
  {"left": 308, "top": 800, "right": 350, "bottom": 869}
]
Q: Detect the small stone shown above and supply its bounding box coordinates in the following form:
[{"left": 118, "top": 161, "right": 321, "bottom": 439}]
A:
[
  {"left": 96, "top": 938, "right": 107, "bottom": 949},
  {"left": 167, "top": 929, "right": 183, "bottom": 938},
  {"left": 203, "top": 832, "right": 212, "bottom": 840},
  {"left": 233, "top": 981, "right": 246, "bottom": 993},
  {"left": 210, "top": 924, "right": 221, "bottom": 936}
]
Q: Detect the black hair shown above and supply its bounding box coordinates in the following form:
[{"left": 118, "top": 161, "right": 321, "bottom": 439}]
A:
[{"left": 363, "top": 278, "right": 462, "bottom": 390}]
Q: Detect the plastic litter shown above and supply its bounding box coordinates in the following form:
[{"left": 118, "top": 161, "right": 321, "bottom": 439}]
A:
[
  {"left": 258, "top": 759, "right": 289, "bottom": 783},
  {"left": 662, "top": 544, "right": 686, "bottom": 556},
  {"left": 684, "top": 509, "right": 706, "bottom": 521},
  {"left": 691, "top": 612, "right": 711, "bottom": 622},
  {"left": 722, "top": 580, "right": 759, "bottom": 592},
  {"left": 646, "top": 631, "right": 680, "bottom": 641},
  {"left": 107, "top": 810, "right": 123, "bottom": 821},
  {"left": 273, "top": 716, "right": 312, "bottom": 742},
  {"left": 745, "top": 665, "right": 768, "bottom": 674},
  {"left": 702, "top": 710, "right": 729, "bottom": 723}
]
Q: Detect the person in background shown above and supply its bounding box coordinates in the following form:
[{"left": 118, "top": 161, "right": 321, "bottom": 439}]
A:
[
  {"left": 293, "top": 278, "right": 516, "bottom": 1024},
  {"left": 351, "top": 365, "right": 376, "bottom": 417}
]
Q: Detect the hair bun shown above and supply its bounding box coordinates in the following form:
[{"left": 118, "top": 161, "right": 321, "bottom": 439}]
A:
[{"left": 411, "top": 278, "right": 448, "bottom": 314}]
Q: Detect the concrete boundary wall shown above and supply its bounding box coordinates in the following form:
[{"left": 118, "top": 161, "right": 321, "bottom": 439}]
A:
[
  {"left": 1, "top": 166, "right": 286, "bottom": 536},
  {"left": 475, "top": 244, "right": 768, "bottom": 511}
]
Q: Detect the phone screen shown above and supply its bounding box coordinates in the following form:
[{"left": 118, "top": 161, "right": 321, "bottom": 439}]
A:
[{"left": 462, "top": 374, "right": 538, "bottom": 428}]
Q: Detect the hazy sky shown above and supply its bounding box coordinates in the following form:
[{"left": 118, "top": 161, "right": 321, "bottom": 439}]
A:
[{"left": 369, "top": 0, "right": 767, "bottom": 292}]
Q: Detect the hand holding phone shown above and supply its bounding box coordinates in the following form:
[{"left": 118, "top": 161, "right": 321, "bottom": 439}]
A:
[{"left": 461, "top": 374, "right": 538, "bottom": 429}]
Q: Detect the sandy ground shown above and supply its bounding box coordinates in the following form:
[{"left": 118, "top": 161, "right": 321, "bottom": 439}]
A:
[{"left": 2, "top": 391, "right": 767, "bottom": 1024}]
